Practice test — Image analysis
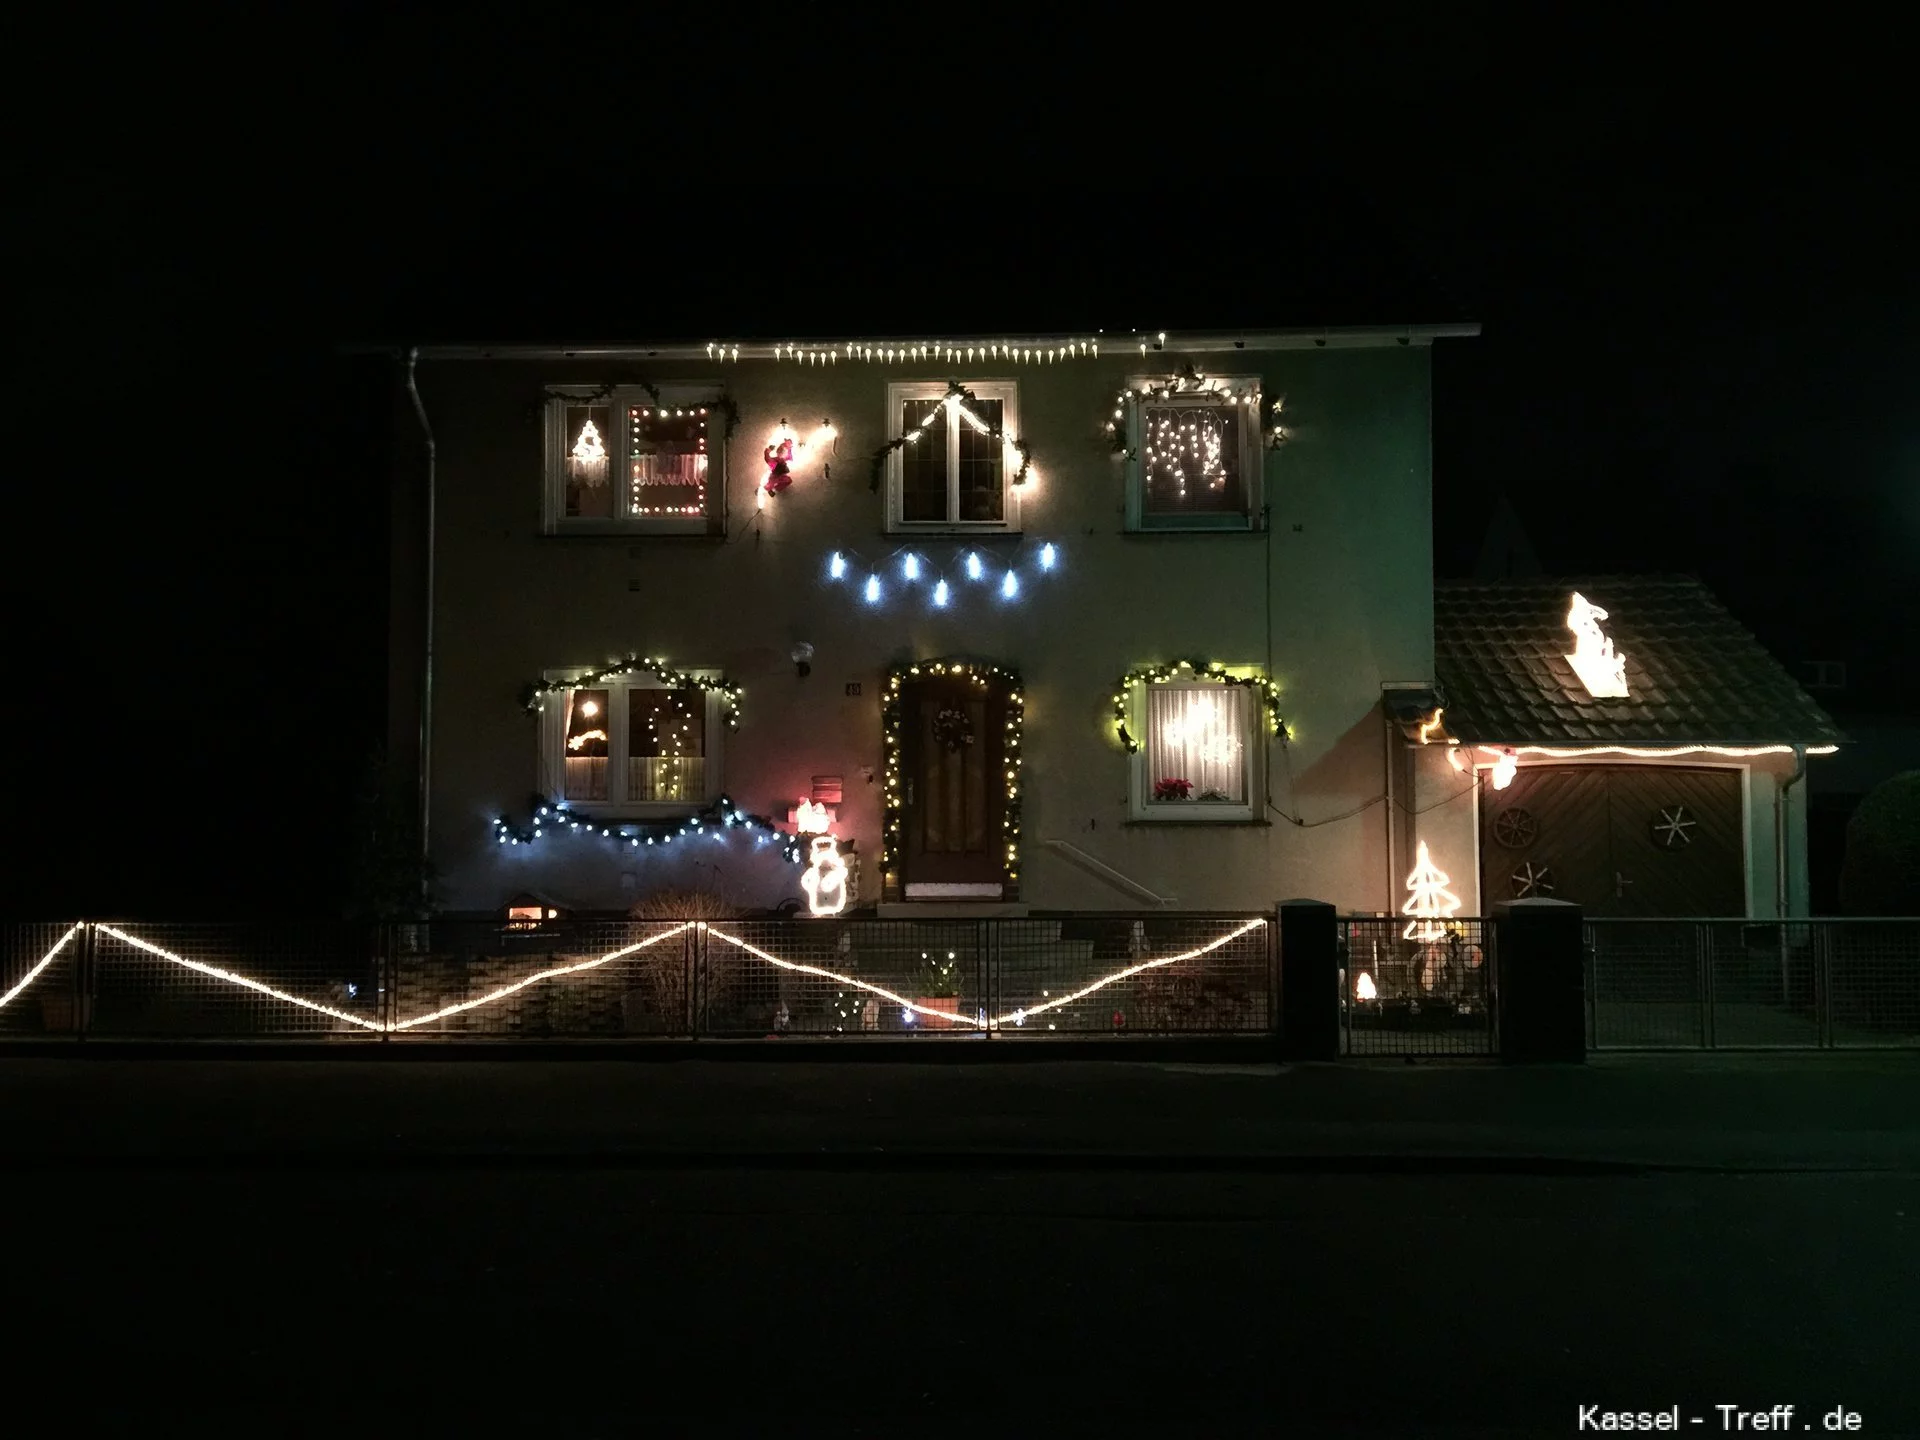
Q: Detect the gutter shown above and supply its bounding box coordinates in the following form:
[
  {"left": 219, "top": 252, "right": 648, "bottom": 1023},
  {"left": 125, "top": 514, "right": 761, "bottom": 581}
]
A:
[
  {"left": 405, "top": 348, "right": 437, "bottom": 897},
  {"left": 389, "top": 324, "right": 1482, "bottom": 363},
  {"left": 1776, "top": 745, "right": 1808, "bottom": 918}
]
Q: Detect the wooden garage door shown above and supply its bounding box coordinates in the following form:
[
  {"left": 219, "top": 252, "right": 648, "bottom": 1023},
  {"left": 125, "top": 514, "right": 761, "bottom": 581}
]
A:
[{"left": 1480, "top": 766, "right": 1746, "bottom": 917}]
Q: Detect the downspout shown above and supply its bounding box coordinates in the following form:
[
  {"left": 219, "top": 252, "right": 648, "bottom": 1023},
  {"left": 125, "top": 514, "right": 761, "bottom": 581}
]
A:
[
  {"left": 405, "top": 347, "right": 437, "bottom": 898},
  {"left": 1775, "top": 744, "right": 1807, "bottom": 918}
]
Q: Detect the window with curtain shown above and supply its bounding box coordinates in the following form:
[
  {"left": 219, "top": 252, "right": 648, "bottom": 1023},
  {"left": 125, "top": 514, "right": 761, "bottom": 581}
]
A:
[
  {"left": 562, "top": 688, "right": 611, "bottom": 801},
  {"left": 545, "top": 672, "right": 723, "bottom": 810},
  {"left": 1141, "top": 684, "right": 1253, "bottom": 817},
  {"left": 627, "top": 686, "right": 706, "bottom": 802}
]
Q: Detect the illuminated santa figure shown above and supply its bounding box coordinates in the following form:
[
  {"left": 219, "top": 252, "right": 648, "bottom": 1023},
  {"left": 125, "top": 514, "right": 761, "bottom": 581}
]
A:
[{"left": 800, "top": 834, "right": 849, "bottom": 916}]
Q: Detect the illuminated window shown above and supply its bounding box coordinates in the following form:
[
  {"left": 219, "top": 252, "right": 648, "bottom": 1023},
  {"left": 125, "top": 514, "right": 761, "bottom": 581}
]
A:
[
  {"left": 1129, "top": 680, "right": 1259, "bottom": 822},
  {"left": 627, "top": 686, "right": 706, "bottom": 802},
  {"left": 885, "top": 381, "right": 1021, "bottom": 532},
  {"left": 542, "top": 670, "right": 724, "bottom": 811},
  {"left": 544, "top": 386, "right": 723, "bottom": 534},
  {"left": 1124, "top": 377, "right": 1262, "bottom": 531}
]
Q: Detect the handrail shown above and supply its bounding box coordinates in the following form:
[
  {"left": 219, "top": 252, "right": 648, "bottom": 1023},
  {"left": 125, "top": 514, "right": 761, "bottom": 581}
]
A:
[{"left": 1039, "top": 839, "right": 1175, "bottom": 907}]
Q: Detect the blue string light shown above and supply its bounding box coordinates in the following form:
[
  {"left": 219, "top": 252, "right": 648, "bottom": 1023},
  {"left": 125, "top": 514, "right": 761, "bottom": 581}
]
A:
[{"left": 492, "top": 794, "right": 803, "bottom": 863}]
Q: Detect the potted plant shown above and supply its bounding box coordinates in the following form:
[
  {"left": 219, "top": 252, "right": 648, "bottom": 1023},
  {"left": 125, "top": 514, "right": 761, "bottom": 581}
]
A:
[
  {"left": 912, "top": 949, "right": 966, "bottom": 1030},
  {"left": 1152, "top": 778, "right": 1193, "bottom": 802}
]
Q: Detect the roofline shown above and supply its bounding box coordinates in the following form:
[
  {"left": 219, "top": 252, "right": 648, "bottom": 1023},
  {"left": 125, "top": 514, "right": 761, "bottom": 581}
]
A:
[
  {"left": 348, "top": 324, "right": 1481, "bottom": 362},
  {"left": 1455, "top": 743, "right": 1841, "bottom": 759}
]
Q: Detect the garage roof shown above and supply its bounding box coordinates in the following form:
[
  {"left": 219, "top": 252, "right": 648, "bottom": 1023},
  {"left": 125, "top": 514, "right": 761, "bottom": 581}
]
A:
[{"left": 1434, "top": 577, "right": 1845, "bottom": 749}]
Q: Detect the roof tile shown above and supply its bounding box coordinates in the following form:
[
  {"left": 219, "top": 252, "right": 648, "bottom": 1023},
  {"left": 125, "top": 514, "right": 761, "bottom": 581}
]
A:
[{"left": 1435, "top": 577, "right": 1845, "bottom": 748}]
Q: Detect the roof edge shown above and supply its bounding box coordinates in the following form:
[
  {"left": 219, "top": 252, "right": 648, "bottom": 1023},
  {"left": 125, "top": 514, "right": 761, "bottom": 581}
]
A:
[{"left": 346, "top": 324, "right": 1481, "bottom": 362}]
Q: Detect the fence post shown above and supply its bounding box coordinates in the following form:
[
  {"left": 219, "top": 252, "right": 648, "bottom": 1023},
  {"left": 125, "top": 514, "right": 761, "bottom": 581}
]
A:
[
  {"left": 1492, "top": 898, "right": 1585, "bottom": 1063},
  {"left": 76, "top": 921, "right": 94, "bottom": 1042},
  {"left": 1278, "top": 900, "right": 1339, "bottom": 1061}
]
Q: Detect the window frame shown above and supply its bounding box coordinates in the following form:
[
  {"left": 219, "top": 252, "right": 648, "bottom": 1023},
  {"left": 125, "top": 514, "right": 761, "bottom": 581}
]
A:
[
  {"left": 543, "top": 384, "right": 726, "bottom": 535},
  {"left": 1124, "top": 375, "right": 1264, "bottom": 533},
  {"left": 1127, "top": 676, "right": 1263, "bottom": 823},
  {"left": 539, "top": 667, "right": 726, "bottom": 815},
  {"left": 884, "top": 379, "right": 1022, "bottom": 534}
]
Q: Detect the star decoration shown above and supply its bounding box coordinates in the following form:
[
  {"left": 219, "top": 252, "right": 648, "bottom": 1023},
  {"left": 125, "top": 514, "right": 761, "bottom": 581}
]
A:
[
  {"left": 1511, "top": 861, "right": 1555, "bottom": 899},
  {"left": 1651, "top": 805, "right": 1696, "bottom": 849}
]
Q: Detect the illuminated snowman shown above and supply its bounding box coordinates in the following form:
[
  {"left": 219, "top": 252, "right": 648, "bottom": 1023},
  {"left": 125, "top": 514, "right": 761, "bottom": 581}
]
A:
[{"left": 800, "top": 835, "right": 849, "bottom": 916}]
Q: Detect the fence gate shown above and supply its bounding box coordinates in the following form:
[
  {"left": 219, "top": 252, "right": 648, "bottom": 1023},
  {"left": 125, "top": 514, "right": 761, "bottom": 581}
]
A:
[{"left": 1339, "top": 917, "right": 1496, "bottom": 1057}]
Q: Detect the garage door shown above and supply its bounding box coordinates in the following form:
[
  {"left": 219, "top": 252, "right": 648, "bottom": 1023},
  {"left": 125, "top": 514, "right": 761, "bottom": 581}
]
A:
[{"left": 1480, "top": 766, "right": 1746, "bottom": 917}]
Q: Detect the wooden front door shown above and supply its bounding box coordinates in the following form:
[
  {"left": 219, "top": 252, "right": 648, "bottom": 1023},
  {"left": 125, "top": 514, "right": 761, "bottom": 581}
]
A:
[
  {"left": 1481, "top": 765, "right": 1746, "bottom": 917},
  {"left": 898, "top": 674, "right": 1008, "bottom": 898}
]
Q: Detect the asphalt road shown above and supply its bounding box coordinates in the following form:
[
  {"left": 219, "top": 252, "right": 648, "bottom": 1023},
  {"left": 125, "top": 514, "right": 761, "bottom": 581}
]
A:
[{"left": 4, "top": 1056, "right": 1917, "bottom": 1435}]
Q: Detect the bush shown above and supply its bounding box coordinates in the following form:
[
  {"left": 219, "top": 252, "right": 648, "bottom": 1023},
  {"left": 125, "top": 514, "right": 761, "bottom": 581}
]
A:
[{"left": 1840, "top": 771, "right": 1920, "bottom": 916}]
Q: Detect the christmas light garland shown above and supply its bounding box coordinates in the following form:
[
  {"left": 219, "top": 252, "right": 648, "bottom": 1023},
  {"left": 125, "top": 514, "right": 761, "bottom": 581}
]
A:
[
  {"left": 521, "top": 657, "right": 742, "bottom": 728},
  {"left": 868, "top": 382, "right": 1033, "bottom": 494},
  {"left": 824, "top": 539, "right": 1059, "bottom": 610},
  {"left": 11, "top": 917, "right": 1269, "bottom": 1034},
  {"left": 492, "top": 793, "right": 803, "bottom": 861},
  {"left": 543, "top": 382, "right": 741, "bottom": 443},
  {"left": 1112, "top": 660, "right": 1287, "bottom": 752},
  {"left": 882, "top": 660, "right": 1024, "bottom": 897},
  {"left": 710, "top": 338, "right": 1102, "bottom": 366}
]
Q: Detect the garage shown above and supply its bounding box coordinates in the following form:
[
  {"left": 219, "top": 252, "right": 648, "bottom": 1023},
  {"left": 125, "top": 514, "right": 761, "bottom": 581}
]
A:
[
  {"left": 1424, "top": 576, "right": 1844, "bottom": 919},
  {"left": 1480, "top": 763, "right": 1745, "bottom": 917}
]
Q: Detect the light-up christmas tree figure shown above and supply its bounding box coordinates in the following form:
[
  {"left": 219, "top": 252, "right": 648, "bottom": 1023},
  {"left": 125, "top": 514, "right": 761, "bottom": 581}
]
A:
[
  {"left": 569, "top": 417, "right": 609, "bottom": 485},
  {"left": 1401, "top": 840, "right": 1461, "bottom": 943}
]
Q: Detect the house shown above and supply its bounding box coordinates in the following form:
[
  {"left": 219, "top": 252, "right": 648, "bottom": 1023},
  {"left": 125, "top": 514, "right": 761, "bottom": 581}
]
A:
[{"left": 382, "top": 319, "right": 1837, "bottom": 924}]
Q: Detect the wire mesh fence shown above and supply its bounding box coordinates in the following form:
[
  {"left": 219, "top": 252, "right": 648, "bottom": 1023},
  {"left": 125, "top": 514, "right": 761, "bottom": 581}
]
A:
[
  {"left": 0, "top": 915, "right": 1274, "bottom": 1042},
  {"left": 1586, "top": 919, "right": 1920, "bottom": 1050},
  {"left": 1339, "top": 917, "right": 1495, "bottom": 1056},
  {"left": 0, "top": 923, "right": 86, "bottom": 1037}
]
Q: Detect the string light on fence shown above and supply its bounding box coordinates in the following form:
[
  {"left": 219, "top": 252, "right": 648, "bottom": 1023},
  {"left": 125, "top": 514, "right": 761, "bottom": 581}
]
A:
[
  {"left": 9, "top": 915, "right": 1267, "bottom": 1036},
  {"left": 0, "top": 922, "right": 83, "bottom": 1011}
]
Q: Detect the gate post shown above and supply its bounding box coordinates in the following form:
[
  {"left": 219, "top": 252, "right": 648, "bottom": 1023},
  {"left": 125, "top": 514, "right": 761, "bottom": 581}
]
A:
[
  {"left": 1493, "top": 898, "right": 1585, "bottom": 1063},
  {"left": 1278, "top": 900, "right": 1339, "bottom": 1061}
]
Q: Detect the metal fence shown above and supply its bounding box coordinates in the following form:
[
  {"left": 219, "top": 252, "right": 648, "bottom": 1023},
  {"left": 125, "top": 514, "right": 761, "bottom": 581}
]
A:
[
  {"left": 0, "top": 914, "right": 1273, "bottom": 1042},
  {"left": 1586, "top": 919, "right": 1920, "bottom": 1050},
  {"left": 1338, "top": 917, "right": 1495, "bottom": 1056}
]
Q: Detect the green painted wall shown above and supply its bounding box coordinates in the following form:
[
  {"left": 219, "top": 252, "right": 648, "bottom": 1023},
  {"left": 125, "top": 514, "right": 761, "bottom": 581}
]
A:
[{"left": 411, "top": 343, "right": 1436, "bottom": 914}]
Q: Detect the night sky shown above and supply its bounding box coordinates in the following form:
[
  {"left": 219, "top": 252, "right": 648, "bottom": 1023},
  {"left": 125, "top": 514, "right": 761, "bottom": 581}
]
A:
[{"left": 14, "top": 50, "right": 1912, "bottom": 918}]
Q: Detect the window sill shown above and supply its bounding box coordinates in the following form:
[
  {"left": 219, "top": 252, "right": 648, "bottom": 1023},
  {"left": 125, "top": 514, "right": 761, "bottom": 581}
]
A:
[
  {"left": 1122, "top": 525, "right": 1264, "bottom": 538},
  {"left": 1125, "top": 817, "right": 1272, "bottom": 827},
  {"left": 884, "top": 526, "right": 1024, "bottom": 539},
  {"left": 538, "top": 529, "right": 725, "bottom": 542}
]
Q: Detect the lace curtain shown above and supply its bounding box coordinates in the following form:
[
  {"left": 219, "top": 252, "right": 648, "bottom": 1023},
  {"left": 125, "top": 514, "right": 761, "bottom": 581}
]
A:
[{"left": 1145, "top": 685, "right": 1248, "bottom": 803}]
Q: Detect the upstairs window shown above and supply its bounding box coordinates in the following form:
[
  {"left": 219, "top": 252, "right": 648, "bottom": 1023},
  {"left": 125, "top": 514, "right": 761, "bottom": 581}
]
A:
[
  {"left": 1123, "top": 377, "right": 1263, "bottom": 531},
  {"left": 886, "top": 381, "right": 1021, "bottom": 532},
  {"left": 545, "top": 387, "right": 722, "bottom": 534}
]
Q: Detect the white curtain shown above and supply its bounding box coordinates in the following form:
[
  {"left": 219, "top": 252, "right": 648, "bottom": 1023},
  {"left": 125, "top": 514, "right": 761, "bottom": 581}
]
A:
[{"left": 1146, "top": 685, "right": 1248, "bottom": 803}]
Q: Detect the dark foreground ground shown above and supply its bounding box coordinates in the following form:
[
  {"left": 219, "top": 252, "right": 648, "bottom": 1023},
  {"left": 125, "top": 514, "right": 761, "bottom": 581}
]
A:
[{"left": 3, "top": 1054, "right": 1917, "bottom": 1437}]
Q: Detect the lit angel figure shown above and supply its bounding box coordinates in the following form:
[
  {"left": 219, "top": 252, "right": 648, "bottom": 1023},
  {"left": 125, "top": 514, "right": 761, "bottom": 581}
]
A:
[
  {"left": 1565, "top": 592, "right": 1629, "bottom": 697},
  {"left": 800, "top": 835, "right": 849, "bottom": 916}
]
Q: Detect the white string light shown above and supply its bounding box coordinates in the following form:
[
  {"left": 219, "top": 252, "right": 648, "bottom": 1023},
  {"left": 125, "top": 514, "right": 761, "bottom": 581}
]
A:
[
  {"left": 1513, "top": 743, "right": 1839, "bottom": 760},
  {"left": 711, "top": 338, "right": 1102, "bottom": 364},
  {"left": 92, "top": 924, "right": 387, "bottom": 1030},
  {"left": 0, "top": 922, "right": 83, "bottom": 1011},
  {"left": 23, "top": 919, "right": 1269, "bottom": 1035},
  {"left": 390, "top": 924, "right": 694, "bottom": 1030},
  {"left": 933, "top": 579, "right": 950, "bottom": 607}
]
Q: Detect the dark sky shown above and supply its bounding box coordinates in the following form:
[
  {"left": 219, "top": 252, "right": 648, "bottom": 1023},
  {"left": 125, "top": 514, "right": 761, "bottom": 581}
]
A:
[{"left": 11, "top": 44, "right": 1912, "bottom": 918}]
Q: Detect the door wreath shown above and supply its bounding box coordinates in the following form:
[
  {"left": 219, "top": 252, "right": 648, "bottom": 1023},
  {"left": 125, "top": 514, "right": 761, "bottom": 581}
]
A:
[{"left": 932, "top": 704, "right": 975, "bottom": 753}]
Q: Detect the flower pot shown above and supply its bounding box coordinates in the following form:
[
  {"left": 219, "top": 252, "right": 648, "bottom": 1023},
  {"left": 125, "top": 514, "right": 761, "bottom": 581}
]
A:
[{"left": 912, "top": 996, "right": 963, "bottom": 1030}]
